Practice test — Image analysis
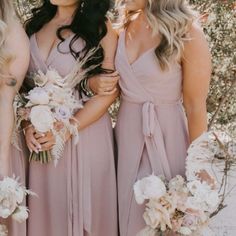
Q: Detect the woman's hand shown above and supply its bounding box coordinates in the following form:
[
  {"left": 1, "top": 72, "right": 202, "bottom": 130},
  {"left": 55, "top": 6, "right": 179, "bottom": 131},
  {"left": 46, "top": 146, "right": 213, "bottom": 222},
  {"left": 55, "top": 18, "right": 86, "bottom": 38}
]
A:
[
  {"left": 34, "top": 131, "right": 56, "bottom": 152},
  {"left": 34, "top": 122, "right": 72, "bottom": 151},
  {"left": 88, "top": 71, "right": 120, "bottom": 96},
  {"left": 25, "top": 126, "right": 42, "bottom": 153}
]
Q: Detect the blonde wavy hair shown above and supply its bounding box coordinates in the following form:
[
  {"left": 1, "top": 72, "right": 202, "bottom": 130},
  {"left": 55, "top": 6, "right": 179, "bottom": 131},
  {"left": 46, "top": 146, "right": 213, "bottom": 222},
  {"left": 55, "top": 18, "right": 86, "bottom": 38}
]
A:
[
  {"left": 116, "top": 0, "right": 197, "bottom": 70},
  {"left": 0, "top": 0, "right": 15, "bottom": 83}
]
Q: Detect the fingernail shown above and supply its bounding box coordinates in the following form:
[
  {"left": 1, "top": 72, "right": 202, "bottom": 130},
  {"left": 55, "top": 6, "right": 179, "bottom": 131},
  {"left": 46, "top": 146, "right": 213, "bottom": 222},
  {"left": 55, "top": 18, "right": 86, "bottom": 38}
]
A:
[
  {"left": 41, "top": 134, "right": 45, "bottom": 137},
  {"left": 35, "top": 150, "right": 39, "bottom": 154}
]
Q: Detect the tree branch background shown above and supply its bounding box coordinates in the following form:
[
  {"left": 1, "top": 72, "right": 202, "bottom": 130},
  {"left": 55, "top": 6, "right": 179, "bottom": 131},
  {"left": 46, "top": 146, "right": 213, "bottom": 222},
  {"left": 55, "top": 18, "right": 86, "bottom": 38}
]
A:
[{"left": 14, "top": 0, "right": 236, "bottom": 138}]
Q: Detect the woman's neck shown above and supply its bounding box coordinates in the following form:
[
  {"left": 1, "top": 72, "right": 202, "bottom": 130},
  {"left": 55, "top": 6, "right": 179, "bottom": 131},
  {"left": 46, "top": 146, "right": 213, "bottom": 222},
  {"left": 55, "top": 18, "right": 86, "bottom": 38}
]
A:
[{"left": 54, "top": 4, "right": 78, "bottom": 22}]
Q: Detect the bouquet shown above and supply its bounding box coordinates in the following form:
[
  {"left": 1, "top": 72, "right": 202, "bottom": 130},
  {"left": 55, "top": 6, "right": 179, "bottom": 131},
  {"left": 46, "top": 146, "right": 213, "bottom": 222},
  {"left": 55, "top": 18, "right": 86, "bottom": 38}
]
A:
[
  {"left": 133, "top": 131, "right": 236, "bottom": 236},
  {"left": 14, "top": 48, "right": 98, "bottom": 165},
  {"left": 0, "top": 176, "right": 35, "bottom": 236}
]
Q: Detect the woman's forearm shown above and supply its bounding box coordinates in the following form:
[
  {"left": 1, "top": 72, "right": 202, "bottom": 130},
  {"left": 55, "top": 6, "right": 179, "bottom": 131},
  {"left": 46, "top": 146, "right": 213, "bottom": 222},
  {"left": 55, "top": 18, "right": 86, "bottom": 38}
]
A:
[
  {"left": 185, "top": 106, "right": 208, "bottom": 143},
  {"left": 73, "top": 91, "right": 119, "bottom": 131}
]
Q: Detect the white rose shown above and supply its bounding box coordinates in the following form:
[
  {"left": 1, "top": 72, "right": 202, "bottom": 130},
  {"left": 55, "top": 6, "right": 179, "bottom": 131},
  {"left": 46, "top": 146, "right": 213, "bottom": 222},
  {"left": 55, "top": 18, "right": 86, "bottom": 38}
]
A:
[
  {"left": 12, "top": 206, "right": 29, "bottom": 223},
  {"left": 178, "top": 226, "right": 192, "bottom": 235},
  {"left": 27, "top": 87, "right": 50, "bottom": 105},
  {"left": 134, "top": 175, "right": 166, "bottom": 204},
  {"left": 30, "top": 105, "right": 54, "bottom": 133}
]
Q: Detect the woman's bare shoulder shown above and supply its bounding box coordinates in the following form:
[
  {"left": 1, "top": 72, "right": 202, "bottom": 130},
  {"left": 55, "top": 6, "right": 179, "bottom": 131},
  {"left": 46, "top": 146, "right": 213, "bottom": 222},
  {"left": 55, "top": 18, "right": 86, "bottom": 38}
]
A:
[{"left": 6, "top": 19, "right": 30, "bottom": 84}]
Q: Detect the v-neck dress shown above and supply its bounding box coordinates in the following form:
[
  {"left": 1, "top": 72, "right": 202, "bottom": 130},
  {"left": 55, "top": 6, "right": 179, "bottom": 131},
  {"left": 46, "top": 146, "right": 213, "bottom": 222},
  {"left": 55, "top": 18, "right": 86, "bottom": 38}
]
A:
[
  {"left": 115, "top": 30, "right": 189, "bottom": 236},
  {"left": 26, "top": 34, "right": 118, "bottom": 236}
]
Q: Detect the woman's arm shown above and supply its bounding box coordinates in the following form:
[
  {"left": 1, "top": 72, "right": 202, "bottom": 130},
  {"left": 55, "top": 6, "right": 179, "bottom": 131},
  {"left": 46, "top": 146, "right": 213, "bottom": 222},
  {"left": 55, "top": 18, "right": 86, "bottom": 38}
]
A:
[
  {"left": 0, "top": 20, "right": 30, "bottom": 176},
  {"left": 85, "top": 21, "right": 120, "bottom": 96},
  {"left": 182, "top": 23, "right": 212, "bottom": 143},
  {"left": 35, "top": 21, "right": 119, "bottom": 151},
  {"left": 74, "top": 21, "right": 119, "bottom": 130}
]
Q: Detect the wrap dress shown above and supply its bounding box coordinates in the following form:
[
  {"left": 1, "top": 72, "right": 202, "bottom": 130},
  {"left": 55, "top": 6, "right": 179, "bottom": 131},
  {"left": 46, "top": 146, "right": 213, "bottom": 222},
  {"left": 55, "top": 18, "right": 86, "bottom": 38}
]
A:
[{"left": 115, "top": 30, "right": 189, "bottom": 236}]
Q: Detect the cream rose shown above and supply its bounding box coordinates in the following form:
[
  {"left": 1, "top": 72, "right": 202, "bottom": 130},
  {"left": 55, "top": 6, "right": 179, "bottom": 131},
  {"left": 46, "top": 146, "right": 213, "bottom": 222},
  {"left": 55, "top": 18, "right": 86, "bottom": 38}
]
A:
[
  {"left": 30, "top": 105, "right": 54, "bottom": 133},
  {"left": 27, "top": 87, "right": 50, "bottom": 105}
]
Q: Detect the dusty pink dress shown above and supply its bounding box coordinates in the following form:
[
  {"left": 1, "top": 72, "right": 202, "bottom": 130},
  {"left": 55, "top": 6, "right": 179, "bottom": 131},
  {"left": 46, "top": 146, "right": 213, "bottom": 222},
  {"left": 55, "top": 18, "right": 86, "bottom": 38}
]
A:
[
  {"left": 6, "top": 135, "right": 28, "bottom": 236},
  {"left": 27, "top": 34, "right": 118, "bottom": 236},
  {"left": 115, "top": 30, "right": 190, "bottom": 236}
]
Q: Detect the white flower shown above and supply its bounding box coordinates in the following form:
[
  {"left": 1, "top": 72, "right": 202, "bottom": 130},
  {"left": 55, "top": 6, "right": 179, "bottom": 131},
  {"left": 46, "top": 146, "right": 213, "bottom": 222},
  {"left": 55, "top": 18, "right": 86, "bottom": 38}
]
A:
[
  {"left": 27, "top": 87, "right": 50, "bottom": 105},
  {"left": 46, "top": 69, "right": 63, "bottom": 84},
  {"left": 168, "top": 175, "right": 186, "bottom": 192},
  {"left": 12, "top": 206, "right": 29, "bottom": 223},
  {"left": 15, "top": 187, "right": 25, "bottom": 204},
  {"left": 34, "top": 72, "right": 48, "bottom": 87},
  {"left": 144, "top": 198, "right": 172, "bottom": 231},
  {"left": 30, "top": 105, "right": 54, "bottom": 132},
  {"left": 182, "top": 214, "right": 199, "bottom": 230},
  {"left": 0, "top": 191, "right": 18, "bottom": 218},
  {"left": 178, "top": 226, "right": 192, "bottom": 235},
  {"left": 205, "top": 191, "right": 220, "bottom": 211},
  {"left": 55, "top": 106, "right": 72, "bottom": 121},
  {"left": 186, "top": 180, "right": 220, "bottom": 212},
  {"left": 134, "top": 175, "right": 166, "bottom": 204},
  {"left": 0, "top": 224, "right": 8, "bottom": 236},
  {"left": 0, "top": 177, "right": 18, "bottom": 190}
]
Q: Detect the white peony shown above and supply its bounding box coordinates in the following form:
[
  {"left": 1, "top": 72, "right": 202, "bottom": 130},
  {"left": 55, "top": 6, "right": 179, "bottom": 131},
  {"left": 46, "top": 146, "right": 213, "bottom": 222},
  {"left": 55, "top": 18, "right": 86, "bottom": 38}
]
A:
[
  {"left": 12, "top": 206, "right": 29, "bottom": 223},
  {"left": 30, "top": 105, "right": 54, "bottom": 133},
  {"left": 134, "top": 175, "right": 166, "bottom": 204},
  {"left": 27, "top": 87, "right": 50, "bottom": 105}
]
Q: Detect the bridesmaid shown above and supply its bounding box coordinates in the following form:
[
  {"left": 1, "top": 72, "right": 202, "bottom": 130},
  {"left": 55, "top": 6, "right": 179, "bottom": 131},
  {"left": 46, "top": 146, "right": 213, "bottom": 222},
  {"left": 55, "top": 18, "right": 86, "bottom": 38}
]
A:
[
  {"left": 0, "top": 0, "right": 30, "bottom": 235},
  {"left": 112, "top": 0, "right": 211, "bottom": 235},
  {"left": 24, "top": 0, "right": 119, "bottom": 236}
]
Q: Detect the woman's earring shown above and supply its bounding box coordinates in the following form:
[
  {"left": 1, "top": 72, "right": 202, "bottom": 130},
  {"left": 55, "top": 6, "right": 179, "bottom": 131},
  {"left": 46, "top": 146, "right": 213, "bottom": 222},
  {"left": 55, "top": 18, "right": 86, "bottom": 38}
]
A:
[{"left": 80, "top": 0, "right": 85, "bottom": 13}]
